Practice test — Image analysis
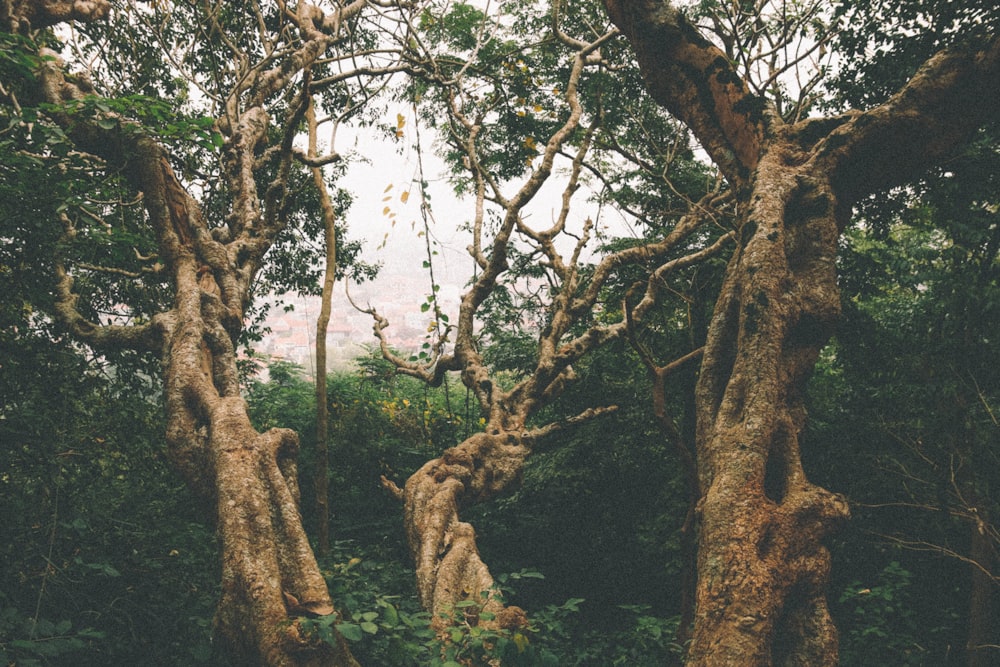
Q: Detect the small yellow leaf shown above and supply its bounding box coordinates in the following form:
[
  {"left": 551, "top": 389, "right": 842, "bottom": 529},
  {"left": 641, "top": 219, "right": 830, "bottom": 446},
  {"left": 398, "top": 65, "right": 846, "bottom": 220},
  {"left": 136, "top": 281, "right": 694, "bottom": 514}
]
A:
[
  {"left": 400, "top": 191, "right": 410, "bottom": 203},
  {"left": 383, "top": 206, "right": 391, "bottom": 215},
  {"left": 384, "top": 184, "right": 393, "bottom": 193},
  {"left": 397, "top": 113, "right": 406, "bottom": 129}
]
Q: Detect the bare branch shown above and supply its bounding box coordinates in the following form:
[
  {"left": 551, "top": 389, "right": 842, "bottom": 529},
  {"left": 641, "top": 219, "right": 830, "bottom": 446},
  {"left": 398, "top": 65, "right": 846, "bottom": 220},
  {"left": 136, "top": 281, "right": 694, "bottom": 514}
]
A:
[{"left": 521, "top": 404, "right": 620, "bottom": 447}]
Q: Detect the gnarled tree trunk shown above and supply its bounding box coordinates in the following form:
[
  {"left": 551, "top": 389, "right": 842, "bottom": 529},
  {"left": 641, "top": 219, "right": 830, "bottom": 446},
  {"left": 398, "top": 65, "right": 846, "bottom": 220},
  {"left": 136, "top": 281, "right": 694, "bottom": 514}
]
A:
[
  {"left": 604, "top": 0, "right": 1000, "bottom": 663},
  {"left": 689, "top": 134, "right": 850, "bottom": 665},
  {"left": 26, "top": 1, "right": 371, "bottom": 662},
  {"left": 400, "top": 430, "right": 530, "bottom": 630}
]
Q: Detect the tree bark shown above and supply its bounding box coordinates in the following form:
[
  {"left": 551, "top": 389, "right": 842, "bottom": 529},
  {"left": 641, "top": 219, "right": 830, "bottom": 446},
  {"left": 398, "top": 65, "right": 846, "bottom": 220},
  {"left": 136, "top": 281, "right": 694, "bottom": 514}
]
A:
[
  {"left": 689, "top": 132, "right": 850, "bottom": 665},
  {"left": 399, "top": 430, "right": 530, "bottom": 631},
  {"left": 966, "top": 507, "right": 997, "bottom": 667},
  {"left": 128, "top": 147, "right": 360, "bottom": 667},
  {"left": 309, "top": 100, "right": 337, "bottom": 558},
  {"left": 30, "top": 10, "right": 362, "bottom": 662},
  {"left": 604, "top": 1, "right": 1000, "bottom": 663}
]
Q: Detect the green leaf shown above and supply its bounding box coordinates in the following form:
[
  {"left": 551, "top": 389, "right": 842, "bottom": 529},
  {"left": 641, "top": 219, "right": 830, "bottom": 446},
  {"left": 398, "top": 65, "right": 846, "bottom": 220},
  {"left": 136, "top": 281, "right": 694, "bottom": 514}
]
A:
[
  {"left": 382, "top": 603, "right": 400, "bottom": 627},
  {"left": 337, "top": 622, "right": 363, "bottom": 642},
  {"left": 360, "top": 621, "right": 378, "bottom": 634}
]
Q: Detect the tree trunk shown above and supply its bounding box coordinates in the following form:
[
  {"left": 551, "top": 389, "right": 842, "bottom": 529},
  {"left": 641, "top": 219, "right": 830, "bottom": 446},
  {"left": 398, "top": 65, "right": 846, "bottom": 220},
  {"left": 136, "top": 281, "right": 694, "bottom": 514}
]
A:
[
  {"left": 602, "top": 2, "right": 1000, "bottom": 663},
  {"left": 37, "top": 75, "right": 360, "bottom": 665},
  {"left": 309, "top": 100, "right": 338, "bottom": 558},
  {"left": 395, "top": 430, "right": 530, "bottom": 632},
  {"left": 956, "top": 414, "right": 997, "bottom": 667},
  {"left": 24, "top": 1, "right": 389, "bottom": 664},
  {"left": 153, "top": 163, "right": 358, "bottom": 667},
  {"left": 210, "top": 401, "right": 356, "bottom": 667},
  {"left": 689, "top": 137, "right": 850, "bottom": 666}
]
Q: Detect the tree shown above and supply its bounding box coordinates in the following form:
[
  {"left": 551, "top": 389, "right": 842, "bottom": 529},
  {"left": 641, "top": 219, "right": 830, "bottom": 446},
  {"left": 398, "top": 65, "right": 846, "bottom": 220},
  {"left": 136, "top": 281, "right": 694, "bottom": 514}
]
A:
[
  {"left": 1, "top": 1, "right": 406, "bottom": 663},
  {"left": 602, "top": 0, "right": 1000, "bottom": 663},
  {"left": 6, "top": 0, "right": 998, "bottom": 663},
  {"left": 308, "top": 96, "right": 339, "bottom": 558},
  {"left": 364, "top": 0, "right": 729, "bottom": 633}
]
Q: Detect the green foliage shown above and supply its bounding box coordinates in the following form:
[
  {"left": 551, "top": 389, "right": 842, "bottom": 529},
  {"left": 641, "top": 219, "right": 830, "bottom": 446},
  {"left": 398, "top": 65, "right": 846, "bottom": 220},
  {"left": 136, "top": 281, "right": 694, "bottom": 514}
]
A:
[
  {"left": 0, "top": 597, "right": 106, "bottom": 667},
  {"left": 301, "top": 542, "right": 436, "bottom": 666},
  {"left": 476, "top": 337, "right": 694, "bottom": 605},
  {"left": 837, "top": 562, "right": 929, "bottom": 666},
  {"left": 243, "top": 350, "right": 692, "bottom": 664},
  {"left": 831, "top": 0, "right": 1000, "bottom": 108},
  {"left": 0, "top": 337, "right": 221, "bottom": 665},
  {"left": 245, "top": 355, "right": 466, "bottom": 540},
  {"left": 300, "top": 541, "right": 683, "bottom": 667},
  {"left": 5, "top": 1, "right": 999, "bottom": 664},
  {"left": 38, "top": 93, "right": 222, "bottom": 150},
  {"left": 806, "top": 130, "right": 1000, "bottom": 663}
]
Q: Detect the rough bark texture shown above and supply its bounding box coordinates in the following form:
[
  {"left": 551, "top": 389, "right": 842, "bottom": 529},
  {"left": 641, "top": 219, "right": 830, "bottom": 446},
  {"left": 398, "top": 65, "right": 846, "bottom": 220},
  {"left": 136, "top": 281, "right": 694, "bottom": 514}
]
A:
[
  {"left": 690, "top": 130, "right": 850, "bottom": 665},
  {"left": 24, "top": 2, "right": 370, "bottom": 664},
  {"left": 604, "top": 1, "right": 1000, "bottom": 663},
  {"left": 402, "top": 431, "right": 530, "bottom": 630},
  {"left": 2, "top": 0, "right": 110, "bottom": 31}
]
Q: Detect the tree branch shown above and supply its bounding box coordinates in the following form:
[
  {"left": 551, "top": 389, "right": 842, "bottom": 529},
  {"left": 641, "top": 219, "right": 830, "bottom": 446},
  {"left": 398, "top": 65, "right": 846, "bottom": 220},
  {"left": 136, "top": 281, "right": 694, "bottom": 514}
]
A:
[
  {"left": 602, "top": 0, "right": 765, "bottom": 187},
  {"left": 4, "top": 0, "right": 109, "bottom": 31},
  {"left": 818, "top": 36, "right": 1000, "bottom": 204}
]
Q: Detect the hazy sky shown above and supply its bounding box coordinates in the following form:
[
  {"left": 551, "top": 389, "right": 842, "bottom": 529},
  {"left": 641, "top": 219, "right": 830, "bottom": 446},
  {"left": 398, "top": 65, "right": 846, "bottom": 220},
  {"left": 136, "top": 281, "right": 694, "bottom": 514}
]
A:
[{"left": 337, "top": 118, "right": 474, "bottom": 307}]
